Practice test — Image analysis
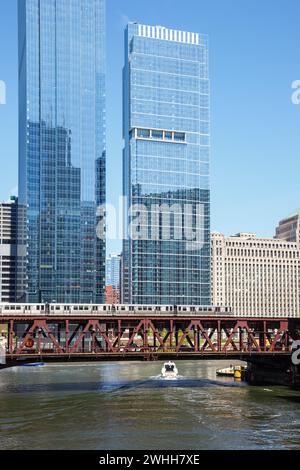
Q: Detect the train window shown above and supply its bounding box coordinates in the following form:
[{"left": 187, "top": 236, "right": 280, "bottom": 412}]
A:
[
  {"left": 121, "top": 307, "right": 125, "bottom": 311},
  {"left": 166, "top": 307, "right": 169, "bottom": 311},
  {"left": 129, "top": 306, "right": 134, "bottom": 311},
  {"left": 103, "top": 306, "right": 106, "bottom": 311},
  {"left": 51, "top": 306, "right": 55, "bottom": 311},
  {"left": 56, "top": 306, "right": 60, "bottom": 310}
]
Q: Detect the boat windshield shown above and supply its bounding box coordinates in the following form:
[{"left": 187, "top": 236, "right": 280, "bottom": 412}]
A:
[{"left": 165, "top": 364, "right": 174, "bottom": 372}]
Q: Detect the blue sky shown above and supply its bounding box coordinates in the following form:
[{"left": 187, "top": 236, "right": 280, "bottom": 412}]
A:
[{"left": 0, "top": 0, "right": 299, "bottom": 254}]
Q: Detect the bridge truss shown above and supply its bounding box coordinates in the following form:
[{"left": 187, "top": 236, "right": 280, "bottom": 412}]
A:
[{"left": 0, "top": 315, "right": 293, "bottom": 360}]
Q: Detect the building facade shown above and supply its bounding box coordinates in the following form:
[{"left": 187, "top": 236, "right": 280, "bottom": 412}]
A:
[
  {"left": 105, "top": 285, "right": 119, "bottom": 305},
  {"left": 123, "top": 23, "right": 211, "bottom": 305},
  {"left": 106, "top": 254, "right": 121, "bottom": 289},
  {"left": 0, "top": 198, "right": 25, "bottom": 302},
  {"left": 211, "top": 232, "right": 300, "bottom": 317},
  {"left": 18, "top": 0, "right": 106, "bottom": 303},
  {"left": 276, "top": 211, "right": 300, "bottom": 246},
  {"left": 106, "top": 254, "right": 121, "bottom": 304}
]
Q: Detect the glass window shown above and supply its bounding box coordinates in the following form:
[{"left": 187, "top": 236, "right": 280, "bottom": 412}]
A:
[
  {"left": 137, "top": 128, "right": 150, "bottom": 138},
  {"left": 174, "top": 132, "right": 185, "bottom": 142},
  {"left": 151, "top": 130, "right": 163, "bottom": 139},
  {"left": 164, "top": 131, "right": 172, "bottom": 140}
]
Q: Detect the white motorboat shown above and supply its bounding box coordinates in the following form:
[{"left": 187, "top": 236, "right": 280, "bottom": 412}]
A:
[{"left": 161, "top": 361, "right": 179, "bottom": 379}]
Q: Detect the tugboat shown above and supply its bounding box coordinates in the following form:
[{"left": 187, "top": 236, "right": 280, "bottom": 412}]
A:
[{"left": 161, "top": 361, "right": 179, "bottom": 379}]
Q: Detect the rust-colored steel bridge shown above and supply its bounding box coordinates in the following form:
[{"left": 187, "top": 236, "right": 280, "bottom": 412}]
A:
[{"left": 0, "top": 313, "right": 296, "bottom": 363}]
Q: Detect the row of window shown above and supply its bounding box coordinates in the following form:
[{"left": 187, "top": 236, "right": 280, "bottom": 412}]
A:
[
  {"left": 132, "top": 128, "right": 186, "bottom": 143},
  {"left": 216, "top": 250, "right": 299, "bottom": 259}
]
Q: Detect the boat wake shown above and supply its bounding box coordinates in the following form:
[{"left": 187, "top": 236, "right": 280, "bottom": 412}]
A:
[{"left": 150, "top": 374, "right": 185, "bottom": 381}]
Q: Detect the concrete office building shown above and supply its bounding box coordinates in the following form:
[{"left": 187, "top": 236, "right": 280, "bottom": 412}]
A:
[{"left": 211, "top": 232, "right": 300, "bottom": 317}]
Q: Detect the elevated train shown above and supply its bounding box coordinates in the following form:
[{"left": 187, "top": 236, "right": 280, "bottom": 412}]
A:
[{"left": 0, "top": 303, "right": 232, "bottom": 317}]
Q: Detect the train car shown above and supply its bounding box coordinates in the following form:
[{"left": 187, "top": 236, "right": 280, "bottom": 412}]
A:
[
  {"left": 0, "top": 303, "right": 45, "bottom": 315},
  {"left": 0, "top": 303, "right": 233, "bottom": 317}
]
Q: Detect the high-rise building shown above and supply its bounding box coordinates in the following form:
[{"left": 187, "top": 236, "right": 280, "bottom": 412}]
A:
[
  {"left": 211, "top": 232, "right": 300, "bottom": 317},
  {"left": 18, "top": 0, "right": 106, "bottom": 303},
  {"left": 106, "top": 254, "right": 121, "bottom": 289},
  {"left": 123, "top": 23, "right": 211, "bottom": 305},
  {"left": 276, "top": 211, "right": 300, "bottom": 246},
  {"left": 0, "top": 197, "right": 25, "bottom": 302}
]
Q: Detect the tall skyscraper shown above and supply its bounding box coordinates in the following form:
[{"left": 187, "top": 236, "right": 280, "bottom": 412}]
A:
[
  {"left": 18, "top": 0, "right": 106, "bottom": 303},
  {"left": 123, "top": 23, "right": 211, "bottom": 305}
]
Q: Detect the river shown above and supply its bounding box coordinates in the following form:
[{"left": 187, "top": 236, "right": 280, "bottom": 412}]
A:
[{"left": 0, "top": 360, "right": 300, "bottom": 450}]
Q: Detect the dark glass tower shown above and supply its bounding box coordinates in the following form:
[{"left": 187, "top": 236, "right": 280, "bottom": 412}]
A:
[
  {"left": 123, "top": 23, "right": 211, "bottom": 305},
  {"left": 18, "top": 0, "right": 106, "bottom": 303}
]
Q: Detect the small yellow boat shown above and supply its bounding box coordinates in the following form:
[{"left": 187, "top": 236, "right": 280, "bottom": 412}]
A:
[
  {"left": 216, "top": 365, "right": 235, "bottom": 377},
  {"left": 217, "top": 365, "right": 247, "bottom": 380}
]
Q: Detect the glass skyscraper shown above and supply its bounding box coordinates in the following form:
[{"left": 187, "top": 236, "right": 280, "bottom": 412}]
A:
[
  {"left": 106, "top": 254, "right": 121, "bottom": 289},
  {"left": 123, "top": 23, "right": 211, "bottom": 305},
  {"left": 18, "top": 0, "right": 106, "bottom": 303}
]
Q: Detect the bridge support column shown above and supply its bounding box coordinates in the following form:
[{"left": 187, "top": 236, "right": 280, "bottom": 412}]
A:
[
  {"left": 9, "top": 320, "right": 14, "bottom": 354},
  {"left": 65, "top": 320, "right": 69, "bottom": 353},
  {"left": 169, "top": 320, "right": 173, "bottom": 349},
  {"left": 247, "top": 356, "right": 293, "bottom": 386},
  {"left": 217, "top": 320, "right": 221, "bottom": 352}
]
